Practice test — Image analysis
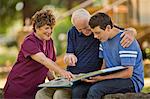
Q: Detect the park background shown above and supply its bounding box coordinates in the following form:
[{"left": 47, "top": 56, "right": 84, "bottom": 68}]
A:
[{"left": 0, "top": 0, "right": 150, "bottom": 96}]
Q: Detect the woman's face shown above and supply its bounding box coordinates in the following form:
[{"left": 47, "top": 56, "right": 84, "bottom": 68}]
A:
[{"left": 36, "top": 24, "right": 52, "bottom": 40}]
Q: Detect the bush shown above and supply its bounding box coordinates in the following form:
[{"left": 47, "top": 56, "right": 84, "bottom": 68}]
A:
[{"left": 52, "top": 17, "right": 72, "bottom": 55}]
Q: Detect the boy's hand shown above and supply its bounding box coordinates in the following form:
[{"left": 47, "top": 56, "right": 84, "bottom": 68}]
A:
[{"left": 82, "top": 76, "right": 104, "bottom": 83}]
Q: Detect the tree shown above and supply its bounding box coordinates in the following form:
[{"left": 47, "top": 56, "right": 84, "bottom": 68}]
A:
[
  {"left": 0, "top": 0, "right": 21, "bottom": 34},
  {"left": 0, "top": 0, "right": 86, "bottom": 34}
]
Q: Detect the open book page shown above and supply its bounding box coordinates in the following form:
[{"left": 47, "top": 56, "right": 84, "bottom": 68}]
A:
[{"left": 38, "top": 66, "right": 127, "bottom": 88}]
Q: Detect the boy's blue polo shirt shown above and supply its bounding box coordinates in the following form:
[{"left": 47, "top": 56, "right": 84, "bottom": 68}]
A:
[
  {"left": 99, "top": 31, "right": 144, "bottom": 92},
  {"left": 66, "top": 26, "right": 102, "bottom": 74}
]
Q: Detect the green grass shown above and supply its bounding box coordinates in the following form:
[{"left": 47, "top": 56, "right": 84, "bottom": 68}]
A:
[{"left": 142, "top": 86, "right": 150, "bottom": 93}]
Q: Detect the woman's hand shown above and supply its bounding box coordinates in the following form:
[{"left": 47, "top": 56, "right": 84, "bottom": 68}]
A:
[
  {"left": 59, "top": 70, "right": 75, "bottom": 81},
  {"left": 47, "top": 71, "right": 55, "bottom": 80}
]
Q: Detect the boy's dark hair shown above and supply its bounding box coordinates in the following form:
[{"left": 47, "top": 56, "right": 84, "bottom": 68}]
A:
[
  {"left": 31, "top": 9, "right": 56, "bottom": 32},
  {"left": 89, "top": 12, "right": 113, "bottom": 30}
]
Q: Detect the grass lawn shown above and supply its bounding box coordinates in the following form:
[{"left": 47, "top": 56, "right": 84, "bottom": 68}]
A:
[{"left": 142, "top": 86, "right": 150, "bottom": 93}]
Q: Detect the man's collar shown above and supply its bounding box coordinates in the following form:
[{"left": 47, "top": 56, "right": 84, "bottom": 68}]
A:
[{"left": 78, "top": 32, "right": 82, "bottom": 36}]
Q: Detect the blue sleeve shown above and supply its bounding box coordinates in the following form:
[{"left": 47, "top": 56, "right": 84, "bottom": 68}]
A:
[
  {"left": 66, "top": 30, "right": 75, "bottom": 53},
  {"left": 119, "top": 40, "right": 139, "bottom": 66},
  {"left": 99, "top": 43, "right": 104, "bottom": 58}
]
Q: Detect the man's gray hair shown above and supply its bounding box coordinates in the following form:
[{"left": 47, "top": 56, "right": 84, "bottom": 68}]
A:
[{"left": 71, "top": 8, "right": 91, "bottom": 25}]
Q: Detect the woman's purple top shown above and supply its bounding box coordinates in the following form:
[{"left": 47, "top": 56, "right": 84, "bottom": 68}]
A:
[{"left": 3, "top": 32, "right": 56, "bottom": 99}]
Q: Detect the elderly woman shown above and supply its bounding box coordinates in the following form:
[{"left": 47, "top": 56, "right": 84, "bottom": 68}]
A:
[{"left": 3, "top": 9, "right": 74, "bottom": 99}]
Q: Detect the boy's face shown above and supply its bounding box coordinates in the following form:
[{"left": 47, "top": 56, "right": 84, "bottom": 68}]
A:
[
  {"left": 91, "top": 26, "right": 109, "bottom": 42},
  {"left": 36, "top": 24, "right": 52, "bottom": 40}
]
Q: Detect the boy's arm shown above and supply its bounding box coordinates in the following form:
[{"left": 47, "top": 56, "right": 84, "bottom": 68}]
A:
[
  {"left": 84, "top": 65, "right": 133, "bottom": 83},
  {"left": 93, "top": 66, "right": 133, "bottom": 81},
  {"left": 85, "top": 40, "right": 138, "bottom": 83},
  {"left": 101, "top": 60, "right": 106, "bottom": 69},
  {"left": 84, "top": 58, "right": 133, "bottom": 82},
  {"left": 120, "top": 27, "right": 137, "bottom": 48}
]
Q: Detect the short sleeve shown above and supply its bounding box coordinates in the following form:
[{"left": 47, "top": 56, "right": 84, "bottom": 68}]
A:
[
  {"left": 21, "top": 39, "right": 41, "bottom": 58},
  {"left": 119, "top": 40, "right": 138, "bottom": 66},
  {"left": 99, "top": 44, "right": 104, "bottom": 58},
  {"left": 51, "top": 40, "right": 56, "bottom": 62},
  {"left": 66, "top": 30, "right": 75, "bottom": 53}
]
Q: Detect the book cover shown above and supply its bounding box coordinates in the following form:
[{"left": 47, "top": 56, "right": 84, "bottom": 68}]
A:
[{"left": 38, "top": 66, "right": 127, "bottom": 88}]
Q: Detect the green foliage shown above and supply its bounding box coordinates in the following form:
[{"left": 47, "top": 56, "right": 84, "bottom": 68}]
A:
[
  {"left": 0, "top": 0, "right": 22, "bottom": 34},
  {"left": 0, "top": 54, "right": 16, "bottom": 67},
  {"left": 0, "top": 46, "right": 18, "bottom": 66},
  {"left": 0, "top": 0, "right": 84, "bottom": 34},
  {"left": 0, "top": 0, "right": 51, "bottom": 34},
  {"left": 52, "top": 17, "right": 72, "bottom": 55}
]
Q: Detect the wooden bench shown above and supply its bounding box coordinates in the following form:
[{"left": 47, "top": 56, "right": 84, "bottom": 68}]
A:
[
  {"left": 1, "top": 88, "right": 150, "bottom": 99},
  {"left": 103, "top": 93, "right": 150, "bottom": 99}
]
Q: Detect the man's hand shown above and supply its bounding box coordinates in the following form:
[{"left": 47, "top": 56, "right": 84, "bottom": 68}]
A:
[
  {"left": 120, "top": 28, "right": 137, "bottom": 48},
  {"left": 64, "top": 53, "right": 77, "bottom": 66}
]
